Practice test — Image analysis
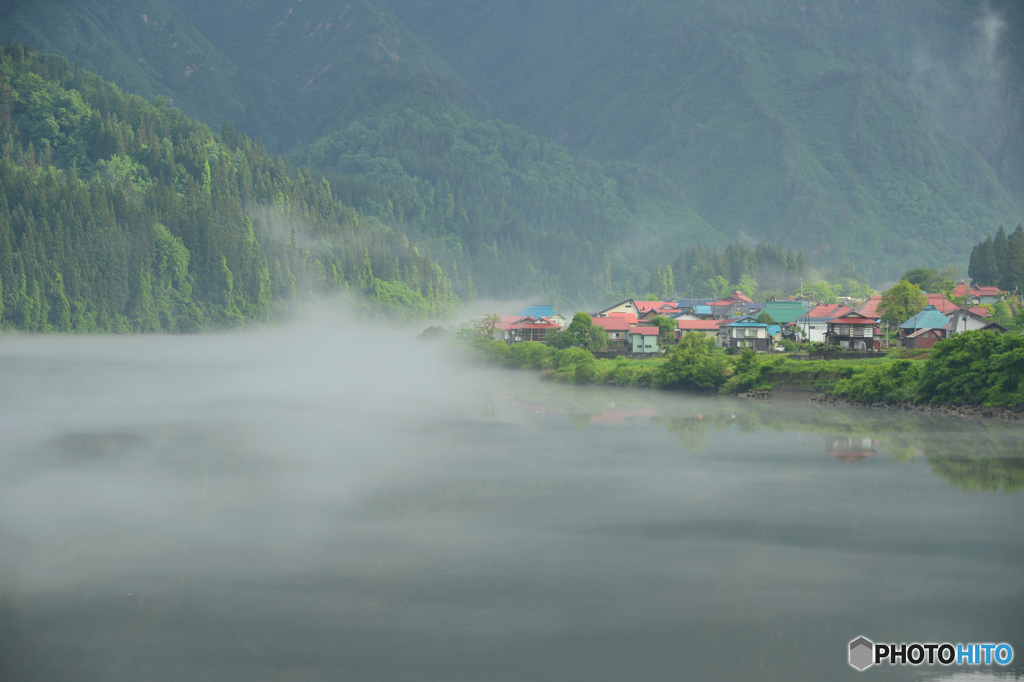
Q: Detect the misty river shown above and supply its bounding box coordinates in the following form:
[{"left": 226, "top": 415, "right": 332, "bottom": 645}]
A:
[{"left": 1, "top": 314, "right": 1022, "bottom": 681}]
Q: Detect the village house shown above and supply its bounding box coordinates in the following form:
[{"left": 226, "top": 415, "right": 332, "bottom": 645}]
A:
[
  {"left": 715, "top": 315, "right": 749, "bottom": 347},
  {"left": 675, "top": 318, "right": 722, "bottom": 342},
  {"left": 902, "top": 327, "right": 946, "bottom": 350},
  {"left": 978, "top": 320, "right": 1010, "bottom": 334},
  {"left": 590, "top": 315, "right": 634, "bottom": 350},
  {"left": 710, "top": 291, "right": 762, "bottom": 319},
  {"left": 796, "top": 304, "right": 852, "bottom": 343},
  {"left": 897, "top": 305, "right": 950, "bottom": 346},
  {"left": 595, "top": 300, "right": 682, "bottom": 335},
  {"left": 825, "top": 310, "right": 882, "bottom": 351},
  {"left": 945, "top": 307, "right": 998, "bottom": 336},
  {"left": 628, "top": 326, "right": 661, "bottom": 354},
  {"left": 922, "top": 293, "right": 960, "bottom": 315},
  {"left": 596, "top": 299, "right": 678, "bottom": 319},
  {"left": 855, "top": 295, "right": 882, "bottom": 318},
  {"left": 637, "top": 307, "right": 682, "bottom": 324},
  {"left": 952, "top": 283, "right": 1002, "bottom": 306},
  {"left": 634, "top": 301, "right": 682, "bottom": 320},
  {"left": 595, "top": 298, "right": 642, "bottom": 317},
  {"left": 671, "top": 298, "right": 716, "bottom": 315},
  {"left": 519, "top": 305, "right": 567, "bottom": 328},
  {"left": 576, "top": 282, "right": 1007, "bottom": 357},
  {"left": 759, "top": 299, "right": 808, "bottom": 325},
  {"left": 605, "top": 312, "right": 639, "bottom": 324},
  {"left": 496, "top": 316, "right": 561, "bottom": 344},
  {"left": 724, "top": 319, "right": 773, "bottom": 351}
]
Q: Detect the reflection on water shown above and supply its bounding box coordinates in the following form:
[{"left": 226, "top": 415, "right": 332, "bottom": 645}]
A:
[
  {"left": 825, "top": 436, "right": 879, "bottom": 463},
  {"left": 0, "top": 321, "right": 1022, "bottom": 681}
]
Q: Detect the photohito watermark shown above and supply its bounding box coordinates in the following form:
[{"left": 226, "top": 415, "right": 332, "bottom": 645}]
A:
[{"left": 848, "top": 637, "right": 1014, "bottom": 671}]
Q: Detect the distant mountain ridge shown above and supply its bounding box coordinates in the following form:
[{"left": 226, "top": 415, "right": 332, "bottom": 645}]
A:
[{"left": 2, "top": 0, "right": 1023, "bottom": 296}]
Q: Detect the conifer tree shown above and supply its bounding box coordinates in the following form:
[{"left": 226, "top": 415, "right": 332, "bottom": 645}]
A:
[
  {"left": 1000, "top": 225, "right": 1024, "bottom": 293},
  {"left": 993, "top": 226, "right": 1009, "bottom": 283}
]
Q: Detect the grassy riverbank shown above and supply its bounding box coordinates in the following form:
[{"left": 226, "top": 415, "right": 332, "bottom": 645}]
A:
[{"left": 459, "top": 330, "right": 1024, "bottom": 410}]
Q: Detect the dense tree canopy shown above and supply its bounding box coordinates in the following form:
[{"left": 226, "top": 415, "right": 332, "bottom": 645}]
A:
[
  {"left": 917, "top": 331, "right": 1024, "bottom": 407},
  {"left": 877, "top": 280, "right": 927, "bottom": 328},
  {"left": 899, "top": 265, "right": 957, "bottom": 295},
  {"left": 0, "top": 43, "right": 457, "bottom": 332},
  {"left": 658, "top": 332, "right": 727, "bottom": 392},
  {"left": 969, "top": 224, "right": 1024, "bottom": 293}
]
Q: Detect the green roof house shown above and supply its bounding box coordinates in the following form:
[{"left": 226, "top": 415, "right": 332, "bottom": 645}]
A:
[{"left": 760, "top": 300, "right": 808, "bottom": 324}]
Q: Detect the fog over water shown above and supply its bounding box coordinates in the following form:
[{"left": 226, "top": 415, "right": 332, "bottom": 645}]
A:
[{"left": 1, "top": 313, "right": 1022, "bottom": 681}]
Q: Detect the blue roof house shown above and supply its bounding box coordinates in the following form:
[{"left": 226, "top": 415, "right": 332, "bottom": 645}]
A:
[
  {"left": 519, "top": 305, "right": 566, "bottom": 327},
  {"left": 724, "top": 320, "right": 773, "bottom": 352},
  {"left": 898, "top": 305, "right": 950, "bottom": 332},
  {"left": 897, "top": 305, "right": 950, "bottom": 349}
]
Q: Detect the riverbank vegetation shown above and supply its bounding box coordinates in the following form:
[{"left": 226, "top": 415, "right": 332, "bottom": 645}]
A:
[{"left": 459, "top": 328, "right": 1024, "bottom": 410}]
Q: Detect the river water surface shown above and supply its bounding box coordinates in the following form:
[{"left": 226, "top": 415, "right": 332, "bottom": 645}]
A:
[{"left": 1, "top": 319, "right": 1022, "bottom": 681}]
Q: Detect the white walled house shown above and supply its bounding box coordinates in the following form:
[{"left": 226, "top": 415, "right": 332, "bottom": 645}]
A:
[
  {"left": 628, "top": 326, "right": 660, "bottom": 354},
  {"left": 945, "top": 308, "right": 992, "bottom": 335},
  {"left": 796, "top": 304, "right": 851, "bottom": 343}
]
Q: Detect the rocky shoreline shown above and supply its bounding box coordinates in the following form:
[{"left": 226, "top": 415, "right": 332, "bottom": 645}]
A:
[
  {"left": 808, "top": 392, "right": 1024, "bottom": 421},
  {"left": 736, "top": 389, "right": 772, "bottom": 401}
]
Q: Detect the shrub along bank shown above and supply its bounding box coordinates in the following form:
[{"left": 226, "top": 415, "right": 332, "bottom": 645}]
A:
[{"left": 461, "top": 330, "right": 1024, "bottom": 410}]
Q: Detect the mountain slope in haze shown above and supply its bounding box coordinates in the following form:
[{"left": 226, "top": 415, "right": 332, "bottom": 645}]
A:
[
  {"left": 0, "top": 0, "right": 293, "bottom": 147},
  {"left": 389, "top": 0, "right": 1024, "bottom": 276},
  {"left": 4, "top": 0, "right": 1024, "bottom": 295},
  {"left": 175, "top": 0, "right": 476, "bottom": 145},
  {"left": 6, "top": 0, "right": 726, "bottom": 300},
  {"left": 175, "top": 0, "right": 726, "bottom": 299}
]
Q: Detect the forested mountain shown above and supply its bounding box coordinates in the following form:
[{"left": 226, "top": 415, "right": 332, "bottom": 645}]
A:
[
  {"left": 2, "top": 0, "right": 1023, "bottom": 304},
  {"left": 390, "top": 0, "right": 1024, "bottom": 273},
  {"left": 0, "top": 0, "right": 282, "bottom": 140},
  {"left": 0, "top": 44, "right": 456, "bottom": 332}
]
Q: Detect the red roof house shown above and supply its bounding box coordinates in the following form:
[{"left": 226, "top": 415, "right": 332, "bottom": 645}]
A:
[
  {"left": 676, "top": 319, "right": 723, "bottom": 331},
  {"left": 496, "top": 316, "right": 560, "bottom": 344},
  {"left": 855, "top": 295, "right": 882, "bottom": 319},
  {"left": 924, "top": 293, "right": 959, "bottom": 315},
  {"left": 634, "top": 301, "right": 681, "bottom": 315},
  {"left": 952, "top": 283, "right": 1002, "bottom": 304},
  {"left": 591, "top": 315, "right": 634, "bottom": 346},
  {"left": 797, "top": 304, "right": 852, "bottom": 342},
  {"left": 676, "top": 318, "right": 722, "bottom": 341},
  {"left": 606, "top": 312, "right": 639, "bottom": 324}
]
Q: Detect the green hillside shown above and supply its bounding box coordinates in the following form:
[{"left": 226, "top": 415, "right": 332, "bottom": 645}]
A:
[
  {"left": 175, "top": 0, "right": 728, "bottom": 299},
  {"left": 2, "top": 0, "right": 1023, "bottom": 302},
  {"left": 390, "top": 0, "right": 1024, "bottom": 277},
  {"left": 0, "top": 44, "right": 457, "bottom": 332},
  {"left": 0, "top": 0, "right": 292, "bottom": 141}
]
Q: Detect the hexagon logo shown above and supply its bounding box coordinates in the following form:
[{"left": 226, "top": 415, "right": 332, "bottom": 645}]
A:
[{"left": 849, "top": 636, "right": 874, "bottom": 671}]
